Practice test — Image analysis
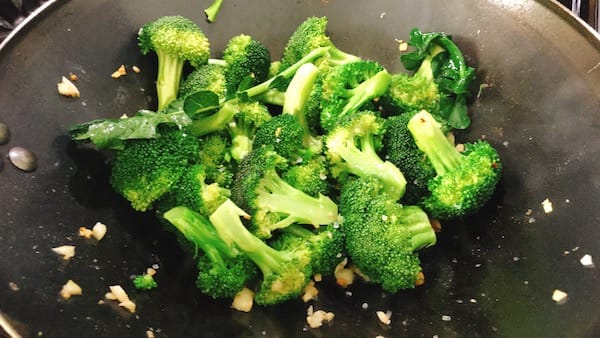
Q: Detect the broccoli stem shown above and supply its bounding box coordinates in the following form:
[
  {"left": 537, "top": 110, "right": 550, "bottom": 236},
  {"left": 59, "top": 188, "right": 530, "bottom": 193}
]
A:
[
  {"left": 189, "top": 100, "right": 238, "bottom": 136},
  {"left": 209, "top": 200, "right": 290, "bottom": 275},
  {"left": 256, "top": 171, "right": 339, "bottom": 229},
  {"left": 229, "top": 131, "right": 252, "bottom": 161},
  {"left": 208, "top": 58, "right": 227, "bottom": 66},
  {"left": 155, "top": 50, "right": 186, "bottom": 110},
  {"left": 407, "top": 110, "right": 462, "bottom": 176},
  {"left": 282, "top": 63, "right": 322, "bottom": 153},
  {"left": 334, "top": 133, "right": 406, "bottom": 201},
  {"left": 414, "top": 45, "right": 444, "bottom": 81},
  {"left": 204, "top": 0, "right": 224, "bottom": 23},
  {"left": 257, "top": 89, "right": 286, "bottom": 106},
  {"left": 327, "top": 45, "right": 361, "bottom": 65},
  {"left": 340, "top": 69, "right": 391, "bottom": 118},
  {"left": 163, "top": 206, "right": 238, "bottom": 262},
  {"left": 398, "top": 206, "right": 438, "bottom": 251}
]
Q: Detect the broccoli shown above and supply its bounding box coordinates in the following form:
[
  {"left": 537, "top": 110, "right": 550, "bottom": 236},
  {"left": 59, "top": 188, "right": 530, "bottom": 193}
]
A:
[
  {"left": 197, "top": 132, "right": 234, "bottom": 187},
  {"left": 227, "top": 101, "right": 272, "bottom": 161},
  {"left": 208, "top": 200, "right": 312, "bottom": 305},
  {"left": 382, "top": 45, "right": 445, "bottom": 115},
  {"left": 138, "top": 16, "right": 210, "bottom": 110},
  {"left": 283, "top": 156, "right": 330, "bottom": 198},
  {"left": 157, "top": 164, "right": 230, "bottom": 217},
  {"left": 222, "top": 34, "right": 271, "bottom": 95},
  {"left": 253, "top": 114, "right": 306, "bottom": 161},
  {"left": 163, "top": 206, "right": 257, "bottom": 299},
  {"left": 274, "top": 224, "right": 345, "bottom": 277},
  {"left": 320, "top": 61, "right": 391, "bottom": 131},
  {"left": 383, "top": 111, "right": 452, "bottom": 204},
  {"left": 407, "top": 110, "right": 502, "bottom": 220},
  {"left": 204, "top": 0, "right": 224, "bottom": 23},
  {"left": 325, "top": 110, "right": 407, "bottom": 201},
  {"left": 339, "top": 177, "right": 437, "bottom": 292},
  {"left": 401, "top": 28, "right": 476, "bottom": 129},
  {"left": 133, "top": 272, "right": 158, "bottom": 291},
  {"left": 280, "top": 16, "right": 360, "bottom": 71},
  {"left": 110, "top": 126, "right": 200, "bottom": 211},
  {"left": 231, "top": 147, "right": 339, "bottom": 239},
  {"left": 179, "top": 64, "right": 227, "bottom": 100}
]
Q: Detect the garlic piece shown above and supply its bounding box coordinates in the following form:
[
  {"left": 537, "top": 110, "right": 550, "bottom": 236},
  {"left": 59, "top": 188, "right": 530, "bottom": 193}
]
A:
[
  {"left": 60, "top": 280, "right": 82, "bottom": 299},
  {"left": 376, "top": 310, "right": 392, "bottom": 325},
  {"left": 231, "top": 287, "right": 254, "bottom": 312},
  {"left": 52, "top": 245, "right": 76, "bottom": 260},
  {"left": 552, "top": 289, "right": 568, "bottom": 304},
  {"left": 57, "top": 76, "right": 80, "bottom": 98},
  {"left": 92, "top": 222, "right": 107, "bottom": 241}
]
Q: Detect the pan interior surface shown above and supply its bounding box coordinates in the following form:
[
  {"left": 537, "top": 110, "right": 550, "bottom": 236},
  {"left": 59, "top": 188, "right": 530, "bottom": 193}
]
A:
[{"left": 0, "top": 1, "right": 598, "bottom": 337}]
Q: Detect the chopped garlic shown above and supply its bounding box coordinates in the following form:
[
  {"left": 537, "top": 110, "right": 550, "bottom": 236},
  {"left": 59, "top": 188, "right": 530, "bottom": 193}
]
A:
[
  {"left": 306, "top": 309, "right": 335, "bottom": 328},
  {"left": 302, "top": 281, "right": 319, "bottom": 302},
  {"left": 541, "top": 198, "right": 553, "bottom": 213},
  {"left": 92, "top": 222, "right": 107, "bottom": 241},
  {"left": 69, "top": 73, "right": 78, "bottom": 81},
  {"left": 376, "top": 310, "right": 392, "bottom": 325},
  {"left": 313, "top": 273, "right": 323, "bottom": 282},
  {"left": 146, "top": 330, "right": 155, "bottom": 338},
  {"left": 580, "top": 254, "right": 594, "bottom": 268},
  {"left": 132, "top": 65, "right": 141, "bottom": 73},
  {"left": 106, "top": 285, "right": 136, "bottom": 313},
  {"left": 57, "top": 76, "right": 80, "bottom": 98},
  {"left": 111, "top": 65, "right": 127, "bottom": 78},
  {"left": 146, "top": 267, "right": 157, "bottom": 276},
  {"left": 414, "top": 271, "right": 425, "bottom": 286},
  {"left": 60, "top": 280, "right": 82, "bottom": 299},
  {"left": 334, "top": 258, "right": 355, "bottom": 287},
  {"left": 231, "top": 287, "right": 254, "bottom": 312},
  {"left": 552, "top": 289, "right": 568, "bottom": 304},
  {"left": 52, "top": 245, "right": 76, "bottom": 260},
  {"left": 79, "top": 226, "right": 93, "bottom": 239}
]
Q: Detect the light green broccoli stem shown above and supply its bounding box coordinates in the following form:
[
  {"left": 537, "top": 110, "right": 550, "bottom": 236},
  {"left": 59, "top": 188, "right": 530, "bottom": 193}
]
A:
[
  {"left": 407, "top": 110, "right": 462, "bottom": 176},
  {"left": 414, "top": 44, "right": 445, "bottom": 81},
  {"left": 229, "top": 130, "right": 253, "bottom": 161},
  {"left": 327, "top": 45, "right": 361, "bottom": 65},
  {"left": 189, "top": 100, "right": 239, "bottom": 136},
  {"left": 204, "top": 0, "right": 224, "bottom": 23},
  {"left": 282, "top": 63, "right": 322, "bottom": 152},
  {"left": 340, "top": 69, "right": 391, "bottom": 119},
  {"left": 399, "top": 206, "right": 438, "bottom": 250},
  {"left": 155, "top": 49, "right": 186, "bottom": 110},
  {"left": 256, "top": 170, "right": 338, "bottom": 229},
  {"left": 209, "top": 200, "right": 290, "bottom": 275},
  {"left": 208, "top": 58, "right": 227, "bottom": 66},
  {"left": 257, "top": 89, "right": 286, "bottom": 106}
]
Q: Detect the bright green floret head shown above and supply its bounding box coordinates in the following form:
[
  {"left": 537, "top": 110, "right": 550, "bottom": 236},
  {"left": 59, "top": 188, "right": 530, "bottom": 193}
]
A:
[
  {"left": 407, "top": 110, "right": 502, "bottom": 220},
  {"left": 223, "top": 34, "right": 271, "bottom": 94},
  {"left": 179, "top": 64, "right": 227, "bottom": 100},
  {"left": 133, "top": 273, "right": 158, "bottom": 291},
  {"left": 110, "top": 127, "right": 200, "bottom": 211},
  {"left": 339, "top": 177, "right": 437, "bottom": 292},
  {"left": 138, "top": 15, "right": 210, "bottom": 109},
  {"left": 227, "top": 101, "right": 272, "bottom": 161}
]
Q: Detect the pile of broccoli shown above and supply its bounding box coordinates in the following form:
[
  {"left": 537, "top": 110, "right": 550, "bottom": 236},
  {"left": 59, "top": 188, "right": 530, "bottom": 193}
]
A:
[{"left": 69, "top": 15, "right": 501, "bottom": 305}]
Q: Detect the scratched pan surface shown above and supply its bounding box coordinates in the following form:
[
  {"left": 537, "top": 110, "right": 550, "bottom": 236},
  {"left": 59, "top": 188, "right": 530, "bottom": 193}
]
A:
[{"left": 0, "top": 0, "right": 599, "bottom": 337}]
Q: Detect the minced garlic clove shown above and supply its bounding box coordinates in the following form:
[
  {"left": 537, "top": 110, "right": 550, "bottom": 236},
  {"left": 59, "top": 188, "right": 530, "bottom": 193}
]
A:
[
  {"left": 52, "top": 245, "right": 76, "bottom": 260},
  {"left": 79, "top": 226, "right": 94, "bottom": 239},
  {"left": 111, "top": 65, "right": 127, "bottom": 78},
  {"left": 334, "top": 258, "right": 355, "bottom": 287},
  {"left": 132, "top": 65, "right": 141, "bottom": 73},
  {"left": 106, "top": 285, "right": 136, "bottom": 313},
  {"left": 60, "top": 280, "right": 82, "bottom": 299},
  {"left": 376, "top": 310, "right": 392, "bottom": 325},
  {"left": 231, "top": 287, "right": 254, "bottom": 312},
  {"left": 552, "top": 289, "right": 568, "bottom": 304},
  {"left": 57, "top": 76, "right": 80, "bottom": 98},
  {"left": 92, "top": 222, "right": 107, "bottom": 241},
  {"left": 302, "top": 281, "right": 319, "bottom": 303},
  {"left": 306, "top": 309, "right": 335, "bottom": 329},
  {"left": 119, "top": 300, "right": 136, "bottom": 313}
]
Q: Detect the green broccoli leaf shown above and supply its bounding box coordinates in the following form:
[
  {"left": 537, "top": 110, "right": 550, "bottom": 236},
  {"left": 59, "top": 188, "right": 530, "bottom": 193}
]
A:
[{"left": 183, "top": 90, "right": 221, "bottom": 117}]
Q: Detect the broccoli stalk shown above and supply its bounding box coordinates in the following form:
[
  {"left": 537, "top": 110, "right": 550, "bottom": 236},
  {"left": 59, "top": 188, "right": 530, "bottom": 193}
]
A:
[
  {"left": 138, "top": 16, "right": 211, "bottom": 110},
  {"left": 232, "top": 147, "right": 339, "bottom": 239},
  {"left": 204, "top": 0, "right": 224, "bottom": 23},
  {"left": 227, "top": 101, "right": 271, "bottom": 161},
  {"left": 326, "top": 111, "right": 406, "bottom": 201},
  {"left": 407, "top": 110, "right": 502, "bottom": 220},
  {"left": 163, "top": 206, "right": 257, "bottom": 299},
  {"left": 209, "top": 200, "right": 312, "bottom": 305}
]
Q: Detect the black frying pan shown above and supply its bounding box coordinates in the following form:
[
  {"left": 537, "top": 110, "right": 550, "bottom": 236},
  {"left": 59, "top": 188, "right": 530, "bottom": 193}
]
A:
[{"left": 1, "top": 1, "right": 599, "bottom": 337}]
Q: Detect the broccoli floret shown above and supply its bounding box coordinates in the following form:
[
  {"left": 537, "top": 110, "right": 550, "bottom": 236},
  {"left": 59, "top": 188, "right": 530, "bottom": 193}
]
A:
[
  {"left": 222, "top": 34, "right": 271, "bottom": 95},
  {"left": 209, "top": 200, "right": 312, "bottom": 305},
  {"left": 133, "top": 272, "right": 158, "bottom": 291},
  {"left": 231, "top": 147, "right": 339, "bottom": 239},
  {"left": 253, "top": 114, "right": 306, "bottom": 161},
  {"left": 227, "top": 101, "right": 272, "bottom": 161},
  {"left": 179, "top": 64, "right": 227, "bottom": 100},
  {"left": 340, "top": 177, "right": 437, "bottom": 292},
  {"left": 383, "top": 111, "right": 452, "bottom": 204},
  {"left": 274, "top": 224, "right": 345, "bottom": 277},
  {"left": 163, "top": 206, "right": 258, "bottom": 299},
  {"left": 325, "top": 110, "right": 406, "bottom": 201},
  {"left": 110, "top": 127, "right": 200, "bottom": 211},
  {"left": 280, "top": 16, "right": 360, "bottom": 71},
  {"left": 407, "top": 110, "right": 502, "bottom": 220},
  {"left": 320, "top": 61, "right": 391, "bottom": 131},
  {"left": 283, "top": 156, "right": 330, "bottom": 198},
  {"left": 138, "top": 16, "right": 210, "bottom": 110},
  {"left": 204, "top": 0, "right": 224, "bottom": 23},
  {"left": 382, "top": 46, "right": 444, "bottom": 115},
  {"left": 401, "top": 28, "right": 476, "bottom": 129},
  {"left": 157, "top": 164, "right": 230, "bottom": 217},
  {"left": 198, "top": 132, "right": 234, "bottom": 187}
]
